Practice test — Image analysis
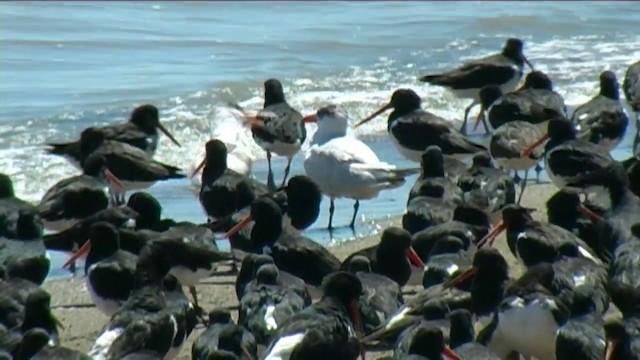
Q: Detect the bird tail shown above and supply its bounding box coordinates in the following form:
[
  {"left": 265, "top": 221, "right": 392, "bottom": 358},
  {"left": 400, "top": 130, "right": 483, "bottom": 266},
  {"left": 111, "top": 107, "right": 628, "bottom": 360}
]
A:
[
  {"left": 46, "top": 141, "right": 78, "bottom": 156},
  {"left": 418, "top": 72, "right": 457, "bottom": 85}
]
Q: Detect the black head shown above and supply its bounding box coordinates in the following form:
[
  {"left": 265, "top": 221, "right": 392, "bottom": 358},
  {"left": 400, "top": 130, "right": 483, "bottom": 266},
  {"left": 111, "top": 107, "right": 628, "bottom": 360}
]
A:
[
  {"left": 79, "top": 127, "right": 106, "bottom": 155},
  {"left": 250, "top": 197, "right": 283, "bottom": 247},
  {"left": 479, "top": 85, "right": 503, "bottom": 109},
  {"left": 379, "top": 227, "right": 413, "bottom": 251},
  {"left": 88, "top": 222, "right": 121, "bottom": 258},
  {"left": 449, "top": 308, "right": 474, "bottom": 348},
  {"left": 134, "top": 242, "right": 173, "bottom": 287},
  {"left": 208, "top": 309, "right": 233, "bottom": 325},
  {"left": 82, "top": 153, "right": 108, "bottom": 177},
  {"left": 473, "top": 247, "right": 508, "bottom": 275},
  {"left": 471, "top": 152, "right": 494, "bottom": 168},
  {"left": 129, "top": 104, "right": 160, "bottom": 132},
  {"left": 420, "top": 146, "right": 445, "bottom": 177},
  {"left": 16, "top": 209, "right": 43, "bottom": 240},
  {"left": 0, "top": 173, "right": 15, "bottom": 198},
  {"left": 407, "top": 326, "right": 446, "bottom": 358},
  {"left": 321, "top": 271, "right": 363, "bottom": 307},
  {"left": 390, "top": 88, "right": 422, "bottom": 112},
  {"left": 18, "top": 328, "right": 50, "bottom": 359},
  {"left": 501, "top": 204, "right": 535, "bottom": 230},
  {"left": 218, "top": 326, "right": 246, "bottom": 357},
  {"left": 347, "top": 255, "right": 372, "bottom": 273},
  {"left": 607, "top": 280, "right": 640, "bottom": 317},
  {"left": 429, "top": 236, "right": 465, "bottom": 257},
  {"left": 283, "top": 175, "right": 322, "bottom": 230},
  {"left": 256, "top": 263, "right": 279, "bottom": 285},
  {"left": 502, "top": 38, "right": 525, "bottom": 58},
  {"left": 127, "top": 192, "right": 162, "bottom": 229},
  {"left": 453, "top": 203, "right": 491, "bottom": 228},
  {"left": 263, "top": 78, "right": 286, "bottom": 107},
  {"left": 547, "top": 117, "right": 577, "bottom": 142},
  {"left": 22, "top": 291, "right": 55, "bottom": 332},
  {"left": 599, "top": 71, "right": 620, "bottom": 100},
  {"left": 204, "top": 139, "right": 228, "bottom": 171},
  {"left": 523, "top": 71, "right": 553, "bottom": 90},
  {"left": 604, "top": 319, "right": 631, "bottom": 360},
  {"left": 546, "top": 190, "right": 581, "bottom": 227}
]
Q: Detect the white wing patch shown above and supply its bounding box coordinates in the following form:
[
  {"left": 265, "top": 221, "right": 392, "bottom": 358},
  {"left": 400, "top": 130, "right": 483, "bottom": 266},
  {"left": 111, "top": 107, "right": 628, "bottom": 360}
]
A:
[
  {"left": 89, "top": 327, "right": 124, "bottom": 360},
  {"left": 263, "top": 332, "right": 306, "bottom": 360},
  {"left": 265, "top": 304, "right": 278, "bottom": 331}
]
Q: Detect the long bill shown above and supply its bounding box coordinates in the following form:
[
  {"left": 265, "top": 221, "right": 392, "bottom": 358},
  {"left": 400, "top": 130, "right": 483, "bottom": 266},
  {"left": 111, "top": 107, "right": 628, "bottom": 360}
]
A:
[
  {"left": 442, "top": 344, "right": 462, "bottom": 360},
  {"left": 191, "top": 158, "right": 206, "bottom": 178},
  {"left": 443, "top": 267, "right": 477, "bottom": 290},
  {"left": 348, "top": 301, "right": 366, "bottom": 360},
  {"left": 222, "top": 215, "right": 254, "bottom": 239},
  {"left": 520, "top": 133, "right": 550, "bottom": 158},
  {"left": 578, "top": 205, "right": 604, "bottom": 223},
  {"left": 604, "top": 340, "right": 617, "bottom": 360},
  {"left": 302, "top": 114, "right": 317, "bottom": 123},
  {"left": 355, "top": 103, "right": 393, "bottom": 128},
  {"left": 104, "top": 168, "right": 125, "bottom": 192},
  {"left": 405, "top": 246, "right": 426, "bottom": 268},
  {"left": 476, "top": 220, "right": 506, "bottom": 248},
  {"left": 523, "top": 55, "right": 535, "bottom": 72},
  {"left": 62, "top": 240, "right": 91, "bottom": 269},
  {"left": 473, "top": 106, "right": 487, "bottom": 131},
  {"left": 156, "top": 122, "right": 181, "bottom": 147}
]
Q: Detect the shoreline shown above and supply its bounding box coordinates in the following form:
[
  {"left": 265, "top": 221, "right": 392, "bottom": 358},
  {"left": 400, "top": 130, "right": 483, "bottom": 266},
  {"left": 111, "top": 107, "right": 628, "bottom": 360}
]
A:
[{"left": 43, "top": 183, "right": 558, "bottom": 359}]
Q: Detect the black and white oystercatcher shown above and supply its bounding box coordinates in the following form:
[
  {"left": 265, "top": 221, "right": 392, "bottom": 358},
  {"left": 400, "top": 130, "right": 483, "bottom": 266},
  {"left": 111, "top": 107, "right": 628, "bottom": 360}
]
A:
[
  {"left": 0, "top": 210, "right": 48, "bottom": 285},
  {"left": 0, "top": 173, "right": 38, "bottom": 239},
  {"left": 356, "top": 89, "right": 486, "bottom": 162},
  {"left": 571, "top": 71, "right": 629, "bottom": 151},
  {"left": 623, "top": 60, "right": 640, "bottom": 148},
  {"left": 46, "top": 104, "right": 180, "bottom": 169},
  {"left": 419, "top": 38, "right": 534, "bottom": 135},
  {"left": 191, "top": 309, "right": 257, "bottom": 360},
  {"left": 37, "top": 154, "right": 124, "bottom": 231}
]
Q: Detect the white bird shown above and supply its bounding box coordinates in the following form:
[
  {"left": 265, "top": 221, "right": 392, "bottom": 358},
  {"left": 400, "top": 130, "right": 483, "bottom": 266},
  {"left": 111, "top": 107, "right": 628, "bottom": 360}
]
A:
[
  {"left": 303, "top": 104, "right": 420, "bottom": 230},
  {"left": 189, "top": 106, "right": 256, "bottom": 193}
]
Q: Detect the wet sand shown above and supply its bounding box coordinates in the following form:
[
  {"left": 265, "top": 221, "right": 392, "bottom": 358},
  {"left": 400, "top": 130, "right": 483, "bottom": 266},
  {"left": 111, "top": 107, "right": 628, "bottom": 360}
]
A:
[{"left": 43, "top": 184, "right": 557, "bottom": 359}]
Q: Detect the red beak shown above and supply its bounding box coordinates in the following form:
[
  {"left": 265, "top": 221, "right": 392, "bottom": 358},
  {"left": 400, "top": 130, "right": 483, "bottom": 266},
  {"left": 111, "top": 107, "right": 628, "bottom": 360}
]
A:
[
  {"left": 521, "top": 133, "right": 550, "bottom": 158},
  {"left": 348, "top": 301, "right": 366, "bottom": 360},
  {"left": 578, "top": 205, "right": 603, "bottom": 223},
  {"left": 104, "top": 169, "right": 125, "bottom": 192},
  {"left": 405, "top": 247, "right": 426, "bottom": 268},
  {"left": 191, "top": 158, "right": 206, "bottom": 178},
  {"left": 443, "top": 267, "right": 477, "bottom": 290},
  {"left": 302, "top": 114, "right": 317, "bottom": 123},
  {"left": 355, "top": 103, "right": 393, "bottom": 128},
  {"left": 476, "top": 221, "right": 506, "bottom": 248},
  {"left": 442, "top": 344, "right": 462, "bottom": 360},
  {"left": 473, "top": 106, "right": 486, "bottom": 132},
  {"left": 222, "top": 215, "right": 253, "bottom": 239},
  {"left": 156, "top": 122, "right": 181, "bottom": 147},
  {"left": 62, "top": 240, "right": 91, "bottom": 269}
]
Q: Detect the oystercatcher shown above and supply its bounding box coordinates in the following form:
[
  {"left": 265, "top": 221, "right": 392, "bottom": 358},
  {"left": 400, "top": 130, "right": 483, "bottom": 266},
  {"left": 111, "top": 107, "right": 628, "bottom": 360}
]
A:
[
  {"left": 37, "top": 154, "right": 124, "bottom": 231},
  {"left": 46, "top": 104, "right": 180, "bottom": 169},
  {"left": 261, "top": 272, "right": 365, "bottom": 360},
  {"left": 0, "top": 173, "right": 38, "bottom": 239},
  {"left": 303, "top": 104, "right": 419, "bottom": 230},
  {"left": 396, "top": 325, "right": 462, "bottom": 360},
  {"left": 402, "top": 183, "right": 460, "bottom": 235},
  {"left": 555, "top": 314, "right": 606, "bottom": 360},
  {"left": 419, "top": 38, "right": 534, "bottom": 135},
  {"left": 521, "top": 117, "right": 616, "bottom": 193},
  {"left": 604, "top": 320, "right": 640, "bottom": 360},
  {"left": 623, "top": 60, "right": 640, "bottom": 147},
  {"left": 16, "top": 328, "right": 90, "bottom": 360},
  {"left": 73, "top": 127, "right": 185, "bottom": 202},
  {"left": 238, "top": 263, "right": 307, "bottom": 345},
  {"left": 346, "top": 255, "right": 404, "bottom": 334},
  {"left": 0, "top": 210, "right": 48, "bottom": 285},
  {"left": 449, "top": 309, "right": 500, "bottom": 359},
  {"left": 572, "top": 71, "right": 629, "bottom": 151},
  {"left": 223, "top": 197, "right": 341, "bottom": 290},
  {"left": 62, "top": 222, "right": 137, "bottom": 317},
  {"left": 239, "top": 79, "right": 306, "bottom": 190},
  {"left": 356, "top": 89, "right": 486, "bottom": 162},
  {"left": 341, "top": 227, "right": 425, "bottom": 287},
  {"left": 191, "top": 309, "right": 257, "bottom": 360},
  {"left": 420, "top": 236, "right": 472, "bottom": 289},
  {"left": 408, "top": 145, "right": 463, "bottom": 204}
]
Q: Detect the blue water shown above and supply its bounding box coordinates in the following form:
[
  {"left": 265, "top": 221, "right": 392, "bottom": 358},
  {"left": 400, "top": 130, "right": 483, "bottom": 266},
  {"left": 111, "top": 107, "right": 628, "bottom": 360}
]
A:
[{"left": 1, "top": 2, "right": 638, "bottom": 279}]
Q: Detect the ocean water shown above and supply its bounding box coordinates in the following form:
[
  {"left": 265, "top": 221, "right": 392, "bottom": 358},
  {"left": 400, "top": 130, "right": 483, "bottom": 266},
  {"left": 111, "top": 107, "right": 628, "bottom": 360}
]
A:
[{"left": 1, "top": 2, "right": 638, "bottom": 278}]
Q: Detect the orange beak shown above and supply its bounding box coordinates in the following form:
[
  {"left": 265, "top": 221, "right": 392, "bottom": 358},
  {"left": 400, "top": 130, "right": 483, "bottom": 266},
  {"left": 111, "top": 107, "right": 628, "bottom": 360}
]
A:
[
  {"left": 578, "top": 205, "right": 603, "bottom": 223},
  {"left": 348, "top": 301, "right": 366, "bottom": 360},
  {"left": 355, "top": 103, "right": 393, "bottom": 128},
  {"left": 62, "top": 240, "right": 91, "bottom": 269},
  {"left": 191, "top": 158, "right": 206, "bottom": 178},
  {"left": 605, "top": 340, "right": 617, "bottom": 360},
  {"left": 156, "top": 122, "right": 181, "bottom": 147},
  {"left": 521, "top": 133, "right": 550, "bottom": 157},
  {"left": 476, "top": 221, "right": 506, "bottom": 248},
  {"left": 405, "top": 247, "right": 426, "bottom": 268},
  {"left": 222, "top": 215, "right": 253, "bottom": 238},
  {"left": 443, "top": 267, "right": 477, "bottom": 290},
  {"left": 442, "top": 344, "right": 462, "bottom": 360},
  {"left": 104, "top": 168, "right": 125, "bottom": 192},
  {"left": 302, "top": 114, "right": 317, "bottom": 123},
  {"left": 473, "top": 106, "right": 486, "bottom": 132}
]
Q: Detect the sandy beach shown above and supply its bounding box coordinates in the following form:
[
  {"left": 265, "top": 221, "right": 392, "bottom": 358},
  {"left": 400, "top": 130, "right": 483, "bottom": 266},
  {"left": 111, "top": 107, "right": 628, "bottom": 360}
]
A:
[{"left": 44, "top": 183, "right": 557, "bottom": 359}]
